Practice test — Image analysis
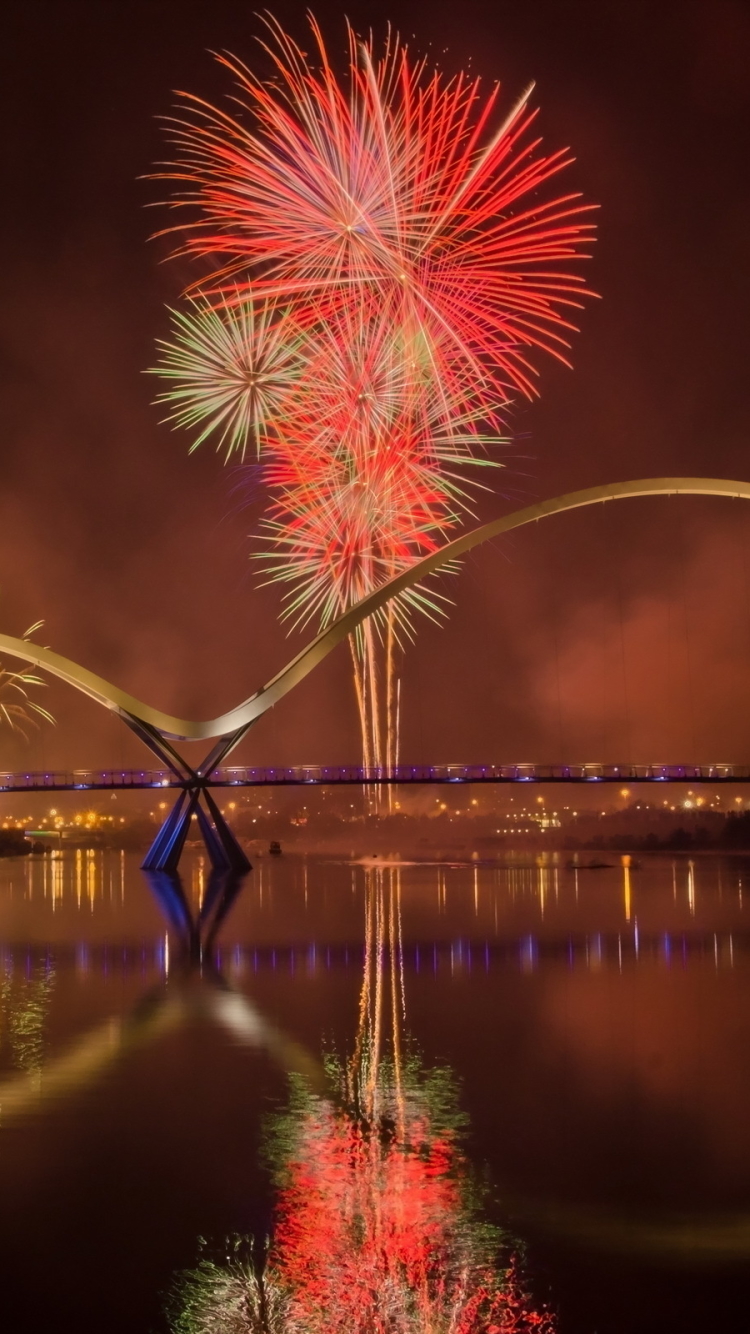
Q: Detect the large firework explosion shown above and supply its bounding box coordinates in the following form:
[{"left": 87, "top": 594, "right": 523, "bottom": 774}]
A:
[{"left": 152, "top": 15, "right": 594, "bottom": 770}]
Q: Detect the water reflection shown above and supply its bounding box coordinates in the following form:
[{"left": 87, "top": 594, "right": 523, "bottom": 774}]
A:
[
  {"left": 0, "top": 957, "right": 54, "bottom": 1072},
  {"left": 143, "top": 868, "right": 244, "bottom": 963},
  {"left": 0, "top": 868, "right": 322, "bottom": 1120},
  {"left": 6, "top": 848, "right": 748, "bottom": 978},
  {"left": 169, "top": 868, "right": 555, "bottom": 1333},
  {"left": 2, "top": 852, "right": 750, "bottom": 1331}
]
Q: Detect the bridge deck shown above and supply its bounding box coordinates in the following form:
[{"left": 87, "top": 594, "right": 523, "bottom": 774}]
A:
[{"left": 1, "top": 763, "right": 750, "bottom": 792}]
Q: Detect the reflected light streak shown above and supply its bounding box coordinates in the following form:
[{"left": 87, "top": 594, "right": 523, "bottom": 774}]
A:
[{"left": 622, "top": 855, "right": 632, "bottom": 922}]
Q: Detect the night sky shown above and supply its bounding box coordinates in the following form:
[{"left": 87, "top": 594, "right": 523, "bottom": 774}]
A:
[{"left": 1, "top": 0, "right": 750, "bottom": 774}]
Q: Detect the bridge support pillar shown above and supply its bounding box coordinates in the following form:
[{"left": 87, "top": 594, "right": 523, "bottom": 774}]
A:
[
  {"left": 142, "top": 786, "right": 251, "bottom": 875},
  {"left": 121, "top": 712, "right": 252, "bottom": 875}
]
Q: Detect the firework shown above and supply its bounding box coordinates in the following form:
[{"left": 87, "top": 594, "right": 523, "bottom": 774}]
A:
[
  {"left": 0, "top": 623, "right": 54, "bottom": 739},
  {"left": 152, "top": 293, "right": 306, "bottom": 461},
  {"left": 156, "top": 16, "right": 595, "bottom": 403},
  {"left": 152, "top": 15, "right": 594, "bottom": 772}
]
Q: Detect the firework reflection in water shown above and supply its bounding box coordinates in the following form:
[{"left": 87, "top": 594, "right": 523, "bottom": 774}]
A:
[{"left": 168, "top": 868, "right": 555, "bottom": 1334}]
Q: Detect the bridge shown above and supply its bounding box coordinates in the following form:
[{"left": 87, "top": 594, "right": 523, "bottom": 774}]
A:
[
  {"left": 2, "top": 476, "right": 750, "bottom": 870},
  {"left": 4, "top": 763, "right": 750, "bottom": 792}
]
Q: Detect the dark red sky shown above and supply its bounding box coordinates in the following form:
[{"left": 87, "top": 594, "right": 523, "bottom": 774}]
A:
[{"left": 1, "top": 0, "right": 750, "bottom": 773}]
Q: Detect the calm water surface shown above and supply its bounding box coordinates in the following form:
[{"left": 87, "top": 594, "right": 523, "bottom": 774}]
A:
[{"left": 1, "top": 848, "right": 749, "bottom": 1332}]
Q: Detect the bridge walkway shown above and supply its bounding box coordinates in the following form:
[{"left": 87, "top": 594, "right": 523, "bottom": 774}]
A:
[{"left": 2, "top": 762, "right": 750, "bottom": 792}]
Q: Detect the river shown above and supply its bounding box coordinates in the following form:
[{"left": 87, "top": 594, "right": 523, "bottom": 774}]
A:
[{"left": 0, "top": 847, "right": 748, "bottom": 1332}]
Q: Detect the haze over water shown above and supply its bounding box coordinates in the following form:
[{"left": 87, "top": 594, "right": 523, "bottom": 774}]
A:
[{"left": 1, "top": 847, "right": 749, "bottom": 1332}]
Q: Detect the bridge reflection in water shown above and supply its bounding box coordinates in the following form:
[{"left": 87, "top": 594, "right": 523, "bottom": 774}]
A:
[{"left": 0, "top": 865, "right": 322, "bottom": 1123}]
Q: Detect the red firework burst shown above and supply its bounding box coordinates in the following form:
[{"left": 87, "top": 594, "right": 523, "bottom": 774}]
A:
[
  {"left": 156, "top": 14, "right": 596, "bottom": 404},
  {"left": 151, "top": 14, "right": 595, "bottom": 771}
]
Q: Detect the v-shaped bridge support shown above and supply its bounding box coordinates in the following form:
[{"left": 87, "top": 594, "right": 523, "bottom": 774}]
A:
[{"left": 123, "top": 714, "right": 252, "bottom": 875}]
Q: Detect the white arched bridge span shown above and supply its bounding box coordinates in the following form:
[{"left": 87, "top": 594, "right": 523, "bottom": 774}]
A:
[{"left": 1, "top": 477, "right": 748, "bottom": 870}]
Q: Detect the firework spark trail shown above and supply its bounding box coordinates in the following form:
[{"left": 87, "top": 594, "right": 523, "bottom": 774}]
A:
[
  {"left": 0, "top": 623, "right": 54, "bottom": 740},
  {"left": 152, "top": 15, "right": 595, "bottom": 771}
]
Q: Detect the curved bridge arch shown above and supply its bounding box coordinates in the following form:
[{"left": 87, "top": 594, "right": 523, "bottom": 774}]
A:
[
  {"left": 4, "top": 475, "right": 749, "bottom": 873},
  {"left": 0, "top": 476, "right": 749, "bottom": 743}
]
